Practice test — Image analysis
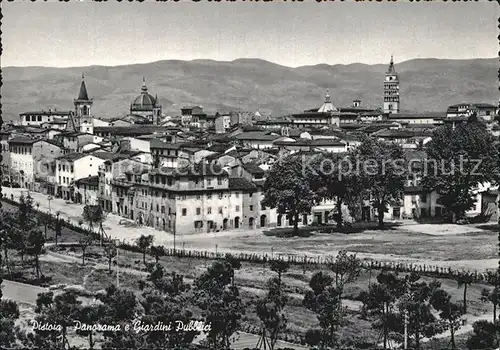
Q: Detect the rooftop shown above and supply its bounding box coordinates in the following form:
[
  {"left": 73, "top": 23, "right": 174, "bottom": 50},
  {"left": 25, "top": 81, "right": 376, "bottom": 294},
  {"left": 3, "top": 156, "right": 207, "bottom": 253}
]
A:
[{"left": 228, "top": 177, "right": 257, "bottom": 191}]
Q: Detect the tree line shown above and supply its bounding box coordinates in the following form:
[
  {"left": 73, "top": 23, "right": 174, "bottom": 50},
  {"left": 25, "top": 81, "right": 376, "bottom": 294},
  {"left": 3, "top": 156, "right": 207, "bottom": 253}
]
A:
[{"left": 262, "top": 115, "right": 500, "bottom": 229}]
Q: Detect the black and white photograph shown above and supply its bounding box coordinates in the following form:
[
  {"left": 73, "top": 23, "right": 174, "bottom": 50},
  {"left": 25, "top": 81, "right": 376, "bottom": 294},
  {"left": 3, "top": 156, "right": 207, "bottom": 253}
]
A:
[{"left": 0, "top": 1, "right": 499, "bottom": 349}]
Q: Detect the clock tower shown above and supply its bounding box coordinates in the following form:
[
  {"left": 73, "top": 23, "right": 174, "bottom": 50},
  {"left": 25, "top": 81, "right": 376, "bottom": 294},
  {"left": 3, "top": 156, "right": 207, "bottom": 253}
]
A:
[{"left": 383, "top": 55, "right": 400, "bottom": 114}]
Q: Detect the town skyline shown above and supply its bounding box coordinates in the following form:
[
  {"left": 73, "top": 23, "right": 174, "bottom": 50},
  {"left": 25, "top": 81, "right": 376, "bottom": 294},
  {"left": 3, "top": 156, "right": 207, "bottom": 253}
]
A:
[{"left": 2, "top": 1, "right": 498, "bottom": 68}]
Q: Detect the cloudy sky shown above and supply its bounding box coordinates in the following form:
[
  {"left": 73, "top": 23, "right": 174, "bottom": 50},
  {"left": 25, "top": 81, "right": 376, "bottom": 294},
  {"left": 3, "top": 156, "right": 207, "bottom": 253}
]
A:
[{"left": 2, "top": 1, "right": 498, "bottom": 68}]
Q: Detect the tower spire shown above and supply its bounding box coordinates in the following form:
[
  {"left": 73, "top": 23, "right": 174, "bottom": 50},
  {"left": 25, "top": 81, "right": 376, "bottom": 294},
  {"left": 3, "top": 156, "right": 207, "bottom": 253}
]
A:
[
  {"left": 77, "top": 73, "right": 89, "bottom": 100},
  {"left": 387, "top": 55, "right": 396, "bottom": 74},
  {"left": 141, "top": 76, "right": 147, "bottom": 93}
]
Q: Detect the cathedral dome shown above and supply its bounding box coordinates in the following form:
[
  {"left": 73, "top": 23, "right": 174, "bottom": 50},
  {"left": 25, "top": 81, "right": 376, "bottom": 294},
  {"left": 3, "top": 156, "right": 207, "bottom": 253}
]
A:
[{"left": 131, "top": 77, "right": 157, "bottom": 111}]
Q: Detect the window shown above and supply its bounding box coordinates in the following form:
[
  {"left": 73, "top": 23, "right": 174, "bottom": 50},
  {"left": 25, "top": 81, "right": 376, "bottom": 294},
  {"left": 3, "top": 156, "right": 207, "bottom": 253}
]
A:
[
  {"left": 207, "top": 207, "right": 212, "bottom": 214},
  {"left": 182, "top": 208, "right": 187, "bottom": 216},
  {"left": 419, "top": 193, "right": 427, "bottom": 203},
  {"left": 217, "top": 178, "right": 223, "bottom": 185},
  {"left": 168, "top": 207, "right": 171, "bottom": 215},
  {"left": 62, "top": 164, "right": 66, "bottom": 172},
  {"left": 236, "top": 205, "right": 240, "bottom": 212},
  {"left": 161, "top": 206, "right": 165, "bottom": 213},
  {"left": 218, "top": 192, "right": 223, "bottom": 199},
  {"left": 156, "top": 204, "right": 159, "bottom": 212},
  {"left": 207, "top": 178, "right": 212, "bottom": 186},
  {"left": 207, "top": 193, "right": 212, "bottom": 199},
  {"left": 218, "top": 207, "right": 223, "bottom": 214},
  {"left": 58, "top": 164, "right": 61, "bottom": 171},
  {"left": 249, "top": 193, "right": 253, "bottom": 198},
  {"left": 58, "top": 176, "right": 61, "bottom": 183},
  {"left": 196, "top": 208, "right": 201, "bottom": 215},
  {"left": 249, "top": 205, "right": 254, "bottom": 211}
]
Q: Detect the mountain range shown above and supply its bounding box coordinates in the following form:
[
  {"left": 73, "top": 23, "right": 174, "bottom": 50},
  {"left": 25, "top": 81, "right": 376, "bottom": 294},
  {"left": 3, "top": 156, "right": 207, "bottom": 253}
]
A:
[{"left": 1, "top": 57, "right": 497, "bottom": 122}]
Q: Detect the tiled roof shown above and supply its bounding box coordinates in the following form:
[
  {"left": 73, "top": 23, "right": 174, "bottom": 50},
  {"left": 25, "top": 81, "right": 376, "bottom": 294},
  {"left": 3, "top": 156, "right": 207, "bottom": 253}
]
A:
[
  {"left": 387, "top": 113, "right": 445, "bottom": 119},
  {"left": 228, "top": 177, "right": 257, "bottom": 191},
  {"left": 75, "top": 175, "right": 99, "bottom": 186},
  {"left": 20, "top": 111, "right": 72, "bottom": 116},
  {"left": 57, "top": 152, "right": 89, "bottom": 161},
  {"left": 150, "top": 138, "right": 182, "bottom": 149},
  {"left": 234, "top": 132, "right": 280, "bottom": 141},
  {"left": 242, "top": 162, "right": 265, "bottom": 174},
  {"left": 8, "top": 137, "right": 38, "bottom": 144}
]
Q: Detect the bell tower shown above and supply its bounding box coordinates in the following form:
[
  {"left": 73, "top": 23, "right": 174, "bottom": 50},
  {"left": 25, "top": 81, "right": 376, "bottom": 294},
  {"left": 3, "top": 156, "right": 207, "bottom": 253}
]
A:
[
  {"left": 68, "top": 74, "right": 94, "bottom": 131},
  {"left": 383, "top": 55, "right": 400, "bottom": 114}
]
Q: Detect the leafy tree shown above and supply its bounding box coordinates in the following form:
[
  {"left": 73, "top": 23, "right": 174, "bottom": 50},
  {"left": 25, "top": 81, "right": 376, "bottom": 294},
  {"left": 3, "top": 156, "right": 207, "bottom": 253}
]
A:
[
  {"left": 303, "top": 271, "right": 344, "bottom": 348},
  {"left": 28, "top": 291, "right": 82, "bottom": 349},
  {"left": 0, "top": 277, "right": 21, "bottom": 348},
  {"left": 54, "top": 218, "right": 62, "bottom": 246},
  {"left": 360, "top": 271, "right": 406, "bottom": 349},
  {"left": 308, "top": 153, "right": 358, "bottom": 229},
  {"left": 103, "top": 243, "right": 117, "bottom": 273},
  {"left": 422, "top": 115, "right": 500, "bottom": 222},
  {"left": 399, "top": 274, "right": 444, "bottom": 350},
  {"left": 83, "top": 204, "right": 108, "bottom": 245},
  {"left": 98, "top": 285, "right": 141, "bottom": 349},
  {"left": 75, "top": 304, "right": 106, "bottom": 349},
  {"left": 262, "top": 154, "right": 319, "bottom": 234},
  {"left": 225, "top": 254, "right": 242, "bottom": 287},
  {"left": 430, "top": 289, "right": 464, "bottom": 349},
  {"left": 25, "top": 228, "right": 45, "bottom": 279},
  {"left": 79, "top": 234, "right": 93, "bottom": 266},
  {"left": 136, "top": 234, "right": 154, "bottom": 264},
  {"left": 466, "top": 320, "right": 499, "bottom": 349},
  {"left": 350, "top": 136, "right": 407, "bottom": 228},
  {"left": 256, "top": 260, "right": 289, "bottom": 349},
  {"left": 150, "top": 244, "right": 166, "bottom": 264},
  {"left": 456, "top": 271, "right": 474, "bottom": 314},
  {"left": 480, "top": 286, "right": 500, "bottom": 323},
  {"left": 194, "top": 260, "right": 244, "bottom": 349},
  {"left": 328, "top": 250, "right": 361, "bottom": 295},
  {"left": 148, "top": 264, "right": 190, "bottom": 296}
]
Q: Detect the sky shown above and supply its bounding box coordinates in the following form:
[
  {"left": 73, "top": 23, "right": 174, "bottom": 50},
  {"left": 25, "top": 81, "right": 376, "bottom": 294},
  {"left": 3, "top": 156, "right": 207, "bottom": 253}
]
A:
[{"left": 2, "top": 1, "right": 498, "bottom": 68}]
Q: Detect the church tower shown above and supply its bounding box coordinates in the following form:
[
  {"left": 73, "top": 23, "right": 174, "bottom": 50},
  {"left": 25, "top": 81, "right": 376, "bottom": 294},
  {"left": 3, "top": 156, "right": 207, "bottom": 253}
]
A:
[
  {"left": 68, "top": 74, "right": 94, "bottom": 132},
  {"left": 383, "top": 56, "right": 400, "bottom": 114}
]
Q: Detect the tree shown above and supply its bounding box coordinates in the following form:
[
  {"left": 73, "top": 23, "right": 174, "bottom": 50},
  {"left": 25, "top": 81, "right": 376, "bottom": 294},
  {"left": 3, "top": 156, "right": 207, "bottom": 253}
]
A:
[
  {"left": 466, "top": 320, "right": 499, "bottom": 349},
  {"left": 360, "top": 271, "right": 406, "bottom": 349},
  {"left": 400, "top": 274, "right": 444, "bottom": 350},
  {"left": 430, "top": 288, "right": 464, "bottom": 349},
  {"left": 351, "top": 136, "right": 407, "bottom": 229},
  {"left": 103, "top": 243, "right": 117, "bottom": 273},
  {"left": 83, "top": 204, "right": 96, "bottom": 231},
  {"left": 422, "top": 115, "right": 500, "bottom": 222},
  {"left": 303, "top": 271, "right": 344, "bottom": 348},
  {"left": 309, "top": 153, "right": 358, "bottom": 229},
  {"left": 225, "top": 254, "right": 242, "bottom": 288},
  {"left": 456, "top": 271, "right": 474, "bottom": 314},
  {"left": 480, "top": 286, "right": 500, "bottom": 323},
  {"left": 194, "top": 260, "right": 244, "bottom": 349},
  {"left": 79, "top": 235, "right": 93, "bottom": 266},
  {"left": 75, "top": 304, "right": 106, "bottom": 349},
  {"left": 83, "top": 204, "right": 108, "bottom": 245},
  {"left": 25, "top": 228, "right": 45, "bottom": 279},
  {"left": 262, "top": 154, "right": 319, "bottom": 234},
  {"left": 0, "top": 277, "right": 21, "bottom": 348},
  {"left": 136, "top": 234, "right": 154, "bottom": 264},
  {"left": 28, "top": 291, "right": 82, "bottom": 349},
  {"left": 257, "top": 260, "right": 289, "bottom": 349},
  {"left": 150, "top": 245, "right": 166, "bottom": 264}
]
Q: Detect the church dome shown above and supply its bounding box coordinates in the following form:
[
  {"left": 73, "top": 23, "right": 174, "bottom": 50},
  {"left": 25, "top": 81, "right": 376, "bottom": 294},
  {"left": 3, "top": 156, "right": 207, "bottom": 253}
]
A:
[{"left": 131, "top": 77, "right": 157, "bottom": 111}]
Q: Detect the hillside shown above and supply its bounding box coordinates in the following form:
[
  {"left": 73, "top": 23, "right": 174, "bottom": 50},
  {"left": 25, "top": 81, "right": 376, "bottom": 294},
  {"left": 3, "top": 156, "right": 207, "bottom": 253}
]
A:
[{"left": 1, "top": 57, "right": 497, "bottom": 121}]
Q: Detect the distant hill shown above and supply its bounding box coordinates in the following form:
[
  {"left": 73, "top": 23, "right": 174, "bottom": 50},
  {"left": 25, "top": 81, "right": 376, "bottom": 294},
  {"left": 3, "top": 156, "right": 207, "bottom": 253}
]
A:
[{"left": 2, "top": 57, "right": 497, "bottom": 121}]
